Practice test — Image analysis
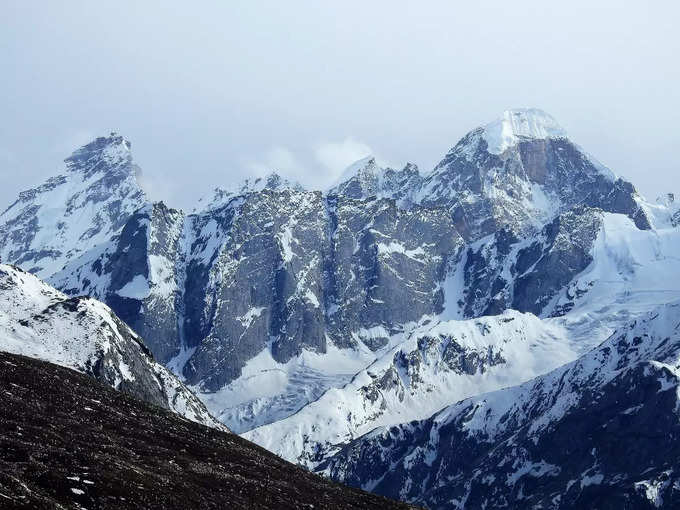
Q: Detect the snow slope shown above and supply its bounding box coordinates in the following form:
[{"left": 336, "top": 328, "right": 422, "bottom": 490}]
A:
[
  {"left": 191, "top": 340, "right": 377, "bottom": 433},
  {"left": 0, "top": 264, "right": 225, "bottom": 430},
  {"left": 549, "top": 211, "right": 680, "bottom": 349},
  {"left": 0, "top": 113, "right": 677, "bottom": 474}
]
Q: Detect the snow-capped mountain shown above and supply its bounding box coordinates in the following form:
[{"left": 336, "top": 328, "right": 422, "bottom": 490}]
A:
[
  {"left": 0, "top": 264, "right": 225, "bottom": 430},
  {"left": 320, "top": 301, "right": 680, "bottom": 509},
  {"left": 1, "top": 108, "right": 678, "bottom": 460},
  {"left": 0, "top": 133, "right": 146, "bottom": 278},
  {"left": 327, "top": 109, "right": 649, "bottom": 242},
  {"left": 51, "top": 201, "right": 187, "bottom": 363},
  {"left": 245, "top": 204, "right": 680, "bottom": 466},
  {"left": 414, "top": 108, "right": 650, "bottom": 240}
]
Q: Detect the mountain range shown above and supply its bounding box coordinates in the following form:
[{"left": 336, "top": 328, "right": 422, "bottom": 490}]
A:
[{"left": 1, "top": 108, "right": 679, "bottom": 508}]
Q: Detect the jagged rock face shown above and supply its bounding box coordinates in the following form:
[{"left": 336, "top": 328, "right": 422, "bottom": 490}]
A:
[
  {"left": 326, "top": 110, "right": 649, "bottom": 244},
  {"left": 417, "top": 112, "right": 650, "bottom": 240},
  {"left": 321, "top": 302, "right": 680, "bottom": 509},
  {"left": 194, "top": 172, "right": 306, "bottom": 213},
  {"left": 49, "top": 182, "right": 461, "bottom": 391},
  {"left": 181, "top": 192, "right": 461, "bottom": 390},
  {"left": 0, "top": 264, "right": 224, "bottom": 430},
  {"left": 460, "top": 206, "right": 603, "bottom": 318},
  {"left": 0, "top": 111, "right": 670, "bottom": 437},
  {"left": 0, "top": 134, "right": 146, "bottom": 277},
  {"left": 182, "top": 190, "right": 330, "bottom": 389},
  {"left": 325, "top": 197, "right": 461, "bottom": 350}
]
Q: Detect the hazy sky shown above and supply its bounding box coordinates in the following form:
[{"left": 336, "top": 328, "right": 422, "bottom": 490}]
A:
[{"left": 2, "top": 1, "right": 679, "bottom": 210}]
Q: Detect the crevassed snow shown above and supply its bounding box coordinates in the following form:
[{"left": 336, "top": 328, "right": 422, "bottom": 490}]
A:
[
  {"left": 432, "top": 300, "right": 680, "bottom": 444},
  {"left": 548, "top": 212, "right": 680, "bottom": 352},
  {"left": 241, "top": 211, "right": 680, "bottom": 465},
  {"left": 321, "top": 299, "right": 680, "bottom": 498},
  {"left": 234, "top": 210, "right": 680, "bottom": 455},
  {"left": 194, "top": 339, "right": 375, "bottom": 433}
]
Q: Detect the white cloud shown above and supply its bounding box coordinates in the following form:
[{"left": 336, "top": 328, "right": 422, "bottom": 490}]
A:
[
  {"left": 246, "top": 146, "right": 302, "bottom": 178},
  {"left": 135, "top": 171, "right": 177, "bottom": 206},
  {"left": 241, "top": 138, "right": 396, "bottom": 192},
  {"left": 314, "top": 138, "right": 374, "bottom": 181}
]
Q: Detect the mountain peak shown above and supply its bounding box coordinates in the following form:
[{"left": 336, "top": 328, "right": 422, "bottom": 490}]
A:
[
  {"left": 237, "top": 171, "right": 305, "bottom": 194},
  {"left": 328, "top": 157, "right": 422, "bottom": 205},
  {"left": 482, "top": 108, "right": 567, "bottom": 154},
  {"left": 65, "top": 132, "right": 134, "bottom": 175},
  {"left": 0, "top": 132, "right": 146, "bottom": 277}
]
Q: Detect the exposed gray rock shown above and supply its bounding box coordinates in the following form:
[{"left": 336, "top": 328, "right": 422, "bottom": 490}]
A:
[
  {"left": 459, "top": 206, "right": 603, "bottom": 318},
  {"left": 0, "top": 111, "right": 660, "bottom": 426},
  {"left": 181, "top": 192, "right": 461, "bottom": 390},
  {"left": 182, "top": 189, "right": 330, "bottom": 389},
  {"left": 324, "top": 197, "right": 461, "bottom": 350},
  {"left": 51, "top": 202, "right": 186, "bottom": 363},
  {"left": 419, "top": 132, "right": 649, "bottom": 241}
]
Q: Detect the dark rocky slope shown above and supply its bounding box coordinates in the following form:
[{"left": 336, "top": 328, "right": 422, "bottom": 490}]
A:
[{"left": 0, "top": 351, "right": 417, "bottom": 510}]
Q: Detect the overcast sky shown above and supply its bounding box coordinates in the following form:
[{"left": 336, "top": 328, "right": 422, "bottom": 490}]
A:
[{"left": 2, "top": 1, "right": 679, "bottom": 210}]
